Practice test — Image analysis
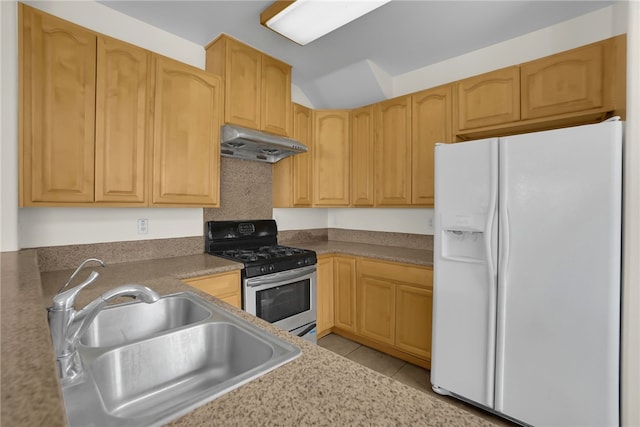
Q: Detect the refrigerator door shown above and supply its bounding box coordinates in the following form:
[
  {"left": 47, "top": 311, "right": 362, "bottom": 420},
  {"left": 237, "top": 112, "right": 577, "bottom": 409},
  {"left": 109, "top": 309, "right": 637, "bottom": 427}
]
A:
[
  {"left": 495, "top": 121, "right": 622, "bottom": 426},
  {"left": 431, "top": 138, "right": 498, "bottom": 407}
]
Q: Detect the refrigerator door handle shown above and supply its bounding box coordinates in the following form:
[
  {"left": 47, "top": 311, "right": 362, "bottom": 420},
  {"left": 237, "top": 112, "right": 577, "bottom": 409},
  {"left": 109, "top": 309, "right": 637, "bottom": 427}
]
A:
[
  {"left": 494, "top": 139, "right": 510, "bottom": 410},
  {"left": 484, "top": 140, "right": 499, "bottom": 406}
]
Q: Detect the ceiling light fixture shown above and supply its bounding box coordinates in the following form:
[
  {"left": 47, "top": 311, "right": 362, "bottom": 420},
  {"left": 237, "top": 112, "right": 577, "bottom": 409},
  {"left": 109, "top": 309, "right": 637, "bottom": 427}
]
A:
[{"left": 260, "top": 0, "right": 392, "bottom": 46}]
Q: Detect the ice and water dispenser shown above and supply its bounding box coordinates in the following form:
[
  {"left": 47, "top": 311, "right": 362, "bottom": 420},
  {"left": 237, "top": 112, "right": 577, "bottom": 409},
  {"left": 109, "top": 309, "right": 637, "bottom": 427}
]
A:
[{"left": 439, "top": 213, "right": 487, "bottom": 262}]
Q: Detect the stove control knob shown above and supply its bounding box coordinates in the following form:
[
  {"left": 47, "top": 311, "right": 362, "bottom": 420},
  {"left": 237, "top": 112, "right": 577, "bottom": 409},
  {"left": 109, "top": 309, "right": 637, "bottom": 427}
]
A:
[
  {"left": 260, "top": 266, "right": 267, "bottom": 274},
  {"left": 268, "top": 264, "right": 275, "bottom": 272}
]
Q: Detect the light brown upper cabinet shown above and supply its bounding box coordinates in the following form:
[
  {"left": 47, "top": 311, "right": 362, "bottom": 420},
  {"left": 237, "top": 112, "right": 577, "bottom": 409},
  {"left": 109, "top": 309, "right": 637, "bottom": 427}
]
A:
[
  {"left": 520, "top": 36, "right": 626, "bottom": 120},
  {"left": 313, "top": 110, "right": 350, "bottom": 206},
  {"left": 152, "top": 57, "right": 223, "bottom": 206},
  {"left": 291, "top": 104, "right": 313, "bottom": 206},
  {"left": 273, "top": 103, "right": 313, "bottom": 207},
  {"left": 456, "top": 35, "right": 625, "bottom": 139},
  {"left": 455, "top": 66, "right": 520, "bottom": 132},
  {"left": 374, "top": 96, "right": 412, "bottom": 206},
  {"left": 20, "top": 5, "right": 97, "bottom": 205},
  {"left": 20, "top": 6, "right": 151, "bottom": 207},
  {"left": 206, "top": 35, "right": 291, "bottom": 136},
  {"left": 351, "top": 105, "right": 375, "bottom": 207},
  {"left": 411, "top": 84, "right": 453, "bottom": 207},
  {"left": 20, "top": 5, "right": 223, "bottom": 208},
  {"left": 95, "top": 36, "right": 151, "bottom": 205},
  {"left": 272, "top": 156, "right": 293, "bottom": 207}
]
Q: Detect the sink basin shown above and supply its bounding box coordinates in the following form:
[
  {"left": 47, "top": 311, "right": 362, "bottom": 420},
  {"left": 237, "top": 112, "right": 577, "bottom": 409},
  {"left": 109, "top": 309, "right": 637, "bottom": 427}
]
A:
[
  {"left": 80, "top": 294, "right": 211, "bottom": 347},
  {"left": 61, "top": 292, "right": 301, "bottom": 427}
]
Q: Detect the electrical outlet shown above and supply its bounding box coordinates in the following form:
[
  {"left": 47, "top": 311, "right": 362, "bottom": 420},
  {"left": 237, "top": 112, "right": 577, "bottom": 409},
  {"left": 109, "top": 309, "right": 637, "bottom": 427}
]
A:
[
  {"left": 138, "top": 218, "right": 148, "bottom": 234},
  {"left": 428, "top": 217, "right": 434, "bottom": 229}
]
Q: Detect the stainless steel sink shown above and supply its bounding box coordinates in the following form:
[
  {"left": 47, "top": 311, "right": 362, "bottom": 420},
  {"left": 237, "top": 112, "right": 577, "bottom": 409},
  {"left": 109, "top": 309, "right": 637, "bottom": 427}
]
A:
[
  {"left": 80, "top": 294, "right": 211, "bottom": 347},
  {"left": 61, "top": 292, "right": 301, "bottom": 427}
]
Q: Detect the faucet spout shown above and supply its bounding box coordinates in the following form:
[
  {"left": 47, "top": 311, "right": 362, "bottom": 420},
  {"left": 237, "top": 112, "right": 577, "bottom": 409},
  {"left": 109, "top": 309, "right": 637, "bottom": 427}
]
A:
[
  {"left": 70, "top": 285, "right": 160, "bottom": 345},
  {"left": 49, "top": 283, "right": 160, "bottom": 383}
]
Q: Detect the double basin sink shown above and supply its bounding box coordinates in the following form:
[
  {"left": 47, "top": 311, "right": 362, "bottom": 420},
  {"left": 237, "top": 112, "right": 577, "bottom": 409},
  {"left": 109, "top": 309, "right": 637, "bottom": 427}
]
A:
[{"left": 61, "top": 292, "right": 301, "bottom": 426}]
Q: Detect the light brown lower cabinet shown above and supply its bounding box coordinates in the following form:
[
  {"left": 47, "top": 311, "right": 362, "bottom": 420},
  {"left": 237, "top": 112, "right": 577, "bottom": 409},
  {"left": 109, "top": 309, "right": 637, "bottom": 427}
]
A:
[
  {"left": 358, "top": 275, "right": 395, "bottom": 345},
  {"left": 317, "top": 254, "right": 433, "bottom": 368},
  {"left": 333, "top": 256, "right": 357, "bottom": 333},
  {"left": 395, "top": 283, "right": 433, "bottom": 361},
  {"left": 316, "top": 255, "right": 334, "bottom": 338},
  {"left": 182, "top": 270, "right": 241, "bottom": 308}
]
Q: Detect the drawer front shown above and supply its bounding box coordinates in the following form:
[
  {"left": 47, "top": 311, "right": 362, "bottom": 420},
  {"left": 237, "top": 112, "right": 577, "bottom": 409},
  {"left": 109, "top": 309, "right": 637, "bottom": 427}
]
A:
[
  {"left": 359, "top": 258, "right": 432, "bottom": 288},
  {"left": 183, "top": 271, "right": 241, "bottom": 299}
]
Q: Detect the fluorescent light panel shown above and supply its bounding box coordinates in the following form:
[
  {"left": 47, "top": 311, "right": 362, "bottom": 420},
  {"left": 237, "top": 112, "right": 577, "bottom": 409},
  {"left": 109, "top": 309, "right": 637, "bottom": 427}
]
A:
[{"left": 265, "top": 0, "right": 391, "bottom": 46}]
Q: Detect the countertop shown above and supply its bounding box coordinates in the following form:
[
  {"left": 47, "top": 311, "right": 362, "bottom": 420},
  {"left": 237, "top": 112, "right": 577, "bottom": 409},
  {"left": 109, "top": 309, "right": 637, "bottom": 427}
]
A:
[
  {"left": 2, "top": 242, "right": 496, "bottom": 427},
  {"left": 293, "top": 240, "right": 433, "bottom": 267}
]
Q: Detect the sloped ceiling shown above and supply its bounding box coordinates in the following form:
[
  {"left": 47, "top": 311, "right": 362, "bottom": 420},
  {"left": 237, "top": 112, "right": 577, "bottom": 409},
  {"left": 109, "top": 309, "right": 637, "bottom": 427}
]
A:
[{"left": 98, "top": 0, "right": 614, "bottom": 109}]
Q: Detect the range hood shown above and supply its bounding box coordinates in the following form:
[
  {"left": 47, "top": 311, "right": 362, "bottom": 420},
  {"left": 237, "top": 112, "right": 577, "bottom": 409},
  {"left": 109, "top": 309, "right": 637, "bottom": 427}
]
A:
[{"left": 220, "top": 124, "right": 308, "bottom": 163}]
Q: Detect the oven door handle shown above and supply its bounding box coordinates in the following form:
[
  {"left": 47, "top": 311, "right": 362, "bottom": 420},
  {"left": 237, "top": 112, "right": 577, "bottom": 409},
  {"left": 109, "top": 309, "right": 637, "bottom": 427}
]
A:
[
  {"left": 245, "top": 265, "right": 316, "bottom": 288},
  {"left": 297, "top": 323, "right": 316, "bottom": 337}
]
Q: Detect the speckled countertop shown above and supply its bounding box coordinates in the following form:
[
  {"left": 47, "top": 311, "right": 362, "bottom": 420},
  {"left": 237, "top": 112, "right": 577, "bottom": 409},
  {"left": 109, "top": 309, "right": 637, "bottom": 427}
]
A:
[
  {"left": 294, "top": 240, "right": 433, "bottom": 267},
  {"left": 1, "top": 242, "right": 496, "bottom": 427}
]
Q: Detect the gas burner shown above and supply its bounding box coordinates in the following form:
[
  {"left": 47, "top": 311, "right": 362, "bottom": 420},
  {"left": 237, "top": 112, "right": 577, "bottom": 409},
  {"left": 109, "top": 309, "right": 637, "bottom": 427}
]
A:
[{"left": 205, "top": 220, "right": 317, "bottom": 278}]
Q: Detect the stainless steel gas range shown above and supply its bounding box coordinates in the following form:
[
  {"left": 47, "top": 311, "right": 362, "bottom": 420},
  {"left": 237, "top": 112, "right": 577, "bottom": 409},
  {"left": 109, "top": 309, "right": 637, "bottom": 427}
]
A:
[{"left": 205, "top": 220, "right": 317, "bottom": 343}]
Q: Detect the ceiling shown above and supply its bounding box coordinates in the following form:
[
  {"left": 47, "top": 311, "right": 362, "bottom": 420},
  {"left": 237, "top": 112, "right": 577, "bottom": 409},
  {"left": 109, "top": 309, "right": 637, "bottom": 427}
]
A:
[{"left": 99, "top": 0, "right": 614, "bottom": 109}]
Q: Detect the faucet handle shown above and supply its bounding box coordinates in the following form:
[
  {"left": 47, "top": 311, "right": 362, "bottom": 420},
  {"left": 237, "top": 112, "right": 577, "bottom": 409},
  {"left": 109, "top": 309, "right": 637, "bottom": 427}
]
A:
[
  {"left": 57, "top": 258, "right": 106, "bottom": 295},
  {"left": 51, "top": 270, "right": 101, "bottom": 311}
]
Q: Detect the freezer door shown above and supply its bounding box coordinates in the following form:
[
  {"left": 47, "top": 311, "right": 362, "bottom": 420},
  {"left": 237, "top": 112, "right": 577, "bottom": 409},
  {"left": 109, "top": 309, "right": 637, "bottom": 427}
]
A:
[
  {"left": 495, "top": 121, "right": 622, "bottom": 426},
  {"left": 431, "top": 138, "right": 498, "bottom": 408}
]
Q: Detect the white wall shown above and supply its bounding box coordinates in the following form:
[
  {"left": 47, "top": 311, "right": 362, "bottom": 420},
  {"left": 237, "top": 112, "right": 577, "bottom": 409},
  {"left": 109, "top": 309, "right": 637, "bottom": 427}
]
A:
[
  {"left": 3, "top": 1, "right": 207, "bottom": 250},
  {"left": 329, "top": 209, "right": 433, "bottom": 235},
  {"left": 1, "top": 1, "right": 20, "bottom": 252},
  {"left": 19, "top": 208, "right": 203, "bottom": 248},
  {"left": 622, "top": 2, "right": 640, "bottom": 425},
  {"left": 393, "top": 2, "right": 628, "bottom": 97},
  {"left": 272, "top": 208, "right": 328, "bottom": 230},
  {"left": 0, "top": 1, "right": 18, "bottom": 252}
]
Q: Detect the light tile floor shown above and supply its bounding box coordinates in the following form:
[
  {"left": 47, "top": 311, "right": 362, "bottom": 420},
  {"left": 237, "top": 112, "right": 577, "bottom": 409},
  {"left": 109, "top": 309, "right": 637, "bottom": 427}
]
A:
[{"left": 318, "top": 333, "right": 517, "bottom": 426}]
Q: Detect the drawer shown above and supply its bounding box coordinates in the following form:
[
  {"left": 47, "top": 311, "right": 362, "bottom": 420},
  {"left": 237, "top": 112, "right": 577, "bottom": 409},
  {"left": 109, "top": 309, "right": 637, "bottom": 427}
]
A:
[
  {"left": 183, "top": 270, "right": 241, "bottom": 298},
  {"left": 359, "top": 258, "right": 432, "bottom": 289}
]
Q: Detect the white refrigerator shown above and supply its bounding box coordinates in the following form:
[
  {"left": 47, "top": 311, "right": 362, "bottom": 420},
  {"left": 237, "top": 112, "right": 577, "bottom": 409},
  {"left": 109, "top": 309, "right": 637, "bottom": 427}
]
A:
[{"left": 431, "top": 120, "right": 622, "bottom": 426}]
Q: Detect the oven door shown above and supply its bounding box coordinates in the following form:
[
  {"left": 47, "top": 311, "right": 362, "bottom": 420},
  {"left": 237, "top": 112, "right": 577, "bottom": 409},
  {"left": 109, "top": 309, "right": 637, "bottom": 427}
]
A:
[{"left": 244, "top": 265, "right": 316, "bottom": 336}]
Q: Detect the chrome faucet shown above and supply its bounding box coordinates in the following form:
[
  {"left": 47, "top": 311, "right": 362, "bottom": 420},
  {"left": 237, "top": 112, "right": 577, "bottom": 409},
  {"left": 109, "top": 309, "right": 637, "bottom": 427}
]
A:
[{"left": 48, "top": 258, "right": 160, "bottom": 383}]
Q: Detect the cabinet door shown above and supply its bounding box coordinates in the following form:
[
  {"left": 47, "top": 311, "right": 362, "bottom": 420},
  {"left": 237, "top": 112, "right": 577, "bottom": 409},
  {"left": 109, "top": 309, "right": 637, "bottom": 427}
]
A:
[
  {"left": 456, "top": 66, "right": 520, "bottom": 131},
  {"left": 396, "top": 284, "right": 433, "bottom": 360},
  {"left": 272, "top": 156, "right": 293, "bottom": 207},
  {"left": 292, "top": 104, "right": 313, "bottom": 206},
  {"left": 95, "top": 37, "right": 150, "bottom": 204},
  {"left": 374, "top": 96, "right": 412, "bottom": 206},
  {"left": 411, "top": 85, "right": 453, "bottom": 207},
  {"left": 316, "top": 255, "right": 335, "bottom": 337},
  {"left": 351, "top": 105, "right": 374, "bottom": 206},
  {"left": 152, "top": 57, "right": 222, "bottom": 206},
  {"left": 521, "top": 43, "right": 604, "bottom": 120},
  {"left": 358, "top": 276, "right": 395, "bottom": 345},
  {"left": 313, "top": 110, "right": 350, "bottom": 206},
  {"left": 334, "top": 256, "right": 357, "bottom": 332},
  {"left": 183, "top": 271, "right": 241, "bottom": 309},
  {"left": 20, "top": 6, "right": 96, "bottom": 204},
  {"left": 224, "top": 38, "right": 261, "bottom": 130},
  {"left": 261, "top": 55, "right": 291, "bottom": 136}
]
